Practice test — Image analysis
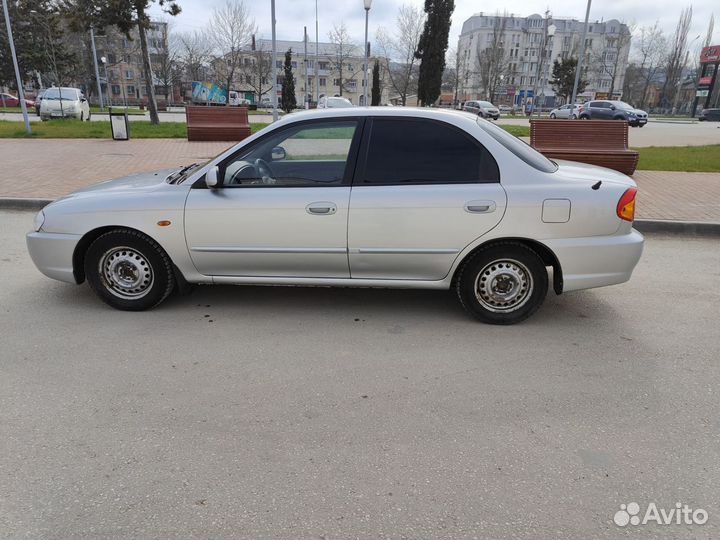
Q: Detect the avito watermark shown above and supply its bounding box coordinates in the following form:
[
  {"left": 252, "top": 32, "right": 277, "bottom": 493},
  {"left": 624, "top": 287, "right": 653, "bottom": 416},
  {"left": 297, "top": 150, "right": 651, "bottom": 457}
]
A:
[{"left": 614, "top": 502, "right": 708, "bottom": 527}]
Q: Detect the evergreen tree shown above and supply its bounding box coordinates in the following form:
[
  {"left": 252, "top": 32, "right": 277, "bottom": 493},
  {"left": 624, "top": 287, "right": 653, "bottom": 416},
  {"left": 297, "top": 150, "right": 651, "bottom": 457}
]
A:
[
  {"left": 415, "top": 0, "right": 454, "bottom": 106},
  {"left": 549, "top": 58, "right": 587, "bottom": 103},
  {"left": 281, "top": 48, "right": 296, "bottom": 113},
  {"left": 371, "top": 59, "right": 381, "bottom": 105}
]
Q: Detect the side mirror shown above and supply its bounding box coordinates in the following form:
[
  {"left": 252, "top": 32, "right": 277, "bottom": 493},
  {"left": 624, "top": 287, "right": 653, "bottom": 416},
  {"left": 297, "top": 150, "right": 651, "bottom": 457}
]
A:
[
  {"left": 609, "top": 104, "right": 616, "bottom": 110},
  {"left": 81, "top": 97, "right": 87, "bottom": 102},
  {"left": 205, "top": 165, "right": 220, "bottom": 188},
  {"left": 271, "top": 146, "right": 286, "bottom": 161}
]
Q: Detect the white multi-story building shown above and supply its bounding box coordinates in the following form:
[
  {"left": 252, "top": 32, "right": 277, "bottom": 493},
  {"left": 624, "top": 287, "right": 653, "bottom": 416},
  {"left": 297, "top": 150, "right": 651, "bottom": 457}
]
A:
[{"left": 457, "top": 13, "right": 632, "bottom": 108}]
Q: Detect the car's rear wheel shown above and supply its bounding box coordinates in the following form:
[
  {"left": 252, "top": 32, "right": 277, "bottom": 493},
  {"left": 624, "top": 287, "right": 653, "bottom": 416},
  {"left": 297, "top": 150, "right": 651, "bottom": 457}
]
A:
[
  {"left": 84, "top": 229, "right": 175, "bottom": 311},
  {"left": 455, "top": 243, "right": 548, "bottom": 324},
  {"left": 571, "top": 114, "right": 577, "bottom": 119}
]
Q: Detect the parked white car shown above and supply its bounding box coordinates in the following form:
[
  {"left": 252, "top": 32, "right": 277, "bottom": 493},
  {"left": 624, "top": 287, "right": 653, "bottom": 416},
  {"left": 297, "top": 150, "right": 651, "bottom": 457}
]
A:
[
  {"left": 318, "top": 96, "right": 353, "bottom": 108},
  {"left": 39, "top": 87, "right": 91, "bottom": 121},
  {"left": 27, "top": 108, "right": 643, "bottom": 324}
]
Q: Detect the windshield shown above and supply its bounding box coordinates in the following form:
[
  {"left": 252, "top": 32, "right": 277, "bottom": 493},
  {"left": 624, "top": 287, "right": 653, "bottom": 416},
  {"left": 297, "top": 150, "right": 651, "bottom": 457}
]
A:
[
  {"left": 476, "top": 117, "right": 558, "bottom": 173},
  {"left": 43, "top": 88, "right": 78, "bottom": 101},
  {"left": 478, "top": 101, "right": 494, "bottom": 108}
]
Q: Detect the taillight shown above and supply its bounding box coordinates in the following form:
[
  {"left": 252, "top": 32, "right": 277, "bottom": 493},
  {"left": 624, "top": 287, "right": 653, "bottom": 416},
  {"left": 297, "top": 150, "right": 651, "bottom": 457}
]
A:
[{"left": 617, "top": 187, "right": 637, "bottom": 221}]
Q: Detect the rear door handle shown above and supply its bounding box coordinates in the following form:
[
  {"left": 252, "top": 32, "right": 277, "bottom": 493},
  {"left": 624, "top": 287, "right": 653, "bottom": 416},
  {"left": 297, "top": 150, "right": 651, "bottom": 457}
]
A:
[
  {"left": 306, "top": 202, "right": 337, "bottom": 215},
  {"left": 464, "top": 200, "right": 497, "bottom": 214}
]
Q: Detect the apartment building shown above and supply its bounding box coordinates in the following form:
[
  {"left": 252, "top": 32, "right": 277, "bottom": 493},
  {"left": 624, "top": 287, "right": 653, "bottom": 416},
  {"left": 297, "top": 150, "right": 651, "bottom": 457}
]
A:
[
  {"left": 223, "top": 38, "right": 388, "bottom": 106},
  {"left": 457, "top": 13, "right": 632, "bottom": 108},
  {"left": 93, "top": 22, "right": 177, "bottom": 107}
]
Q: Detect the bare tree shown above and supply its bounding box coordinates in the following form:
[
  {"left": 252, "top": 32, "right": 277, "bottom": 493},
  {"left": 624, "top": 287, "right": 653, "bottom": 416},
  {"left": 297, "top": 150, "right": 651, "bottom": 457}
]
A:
[
  {"left": 475, "top": 13, "right": 510, "bottom": 101},
  {"left": 177, "top": 30, "right": 212, "bottom": 82},
  {"left": 208, "top": 0, "right": 257, "bottom": 105},
  {"left": 631, "top": 22, "right": 667, "bottom": 107},
  {"left": 376, "top": 3, "right": 425, "bottom": 105},
  {"left": 660, "top": 5, "right": 692, "bottom": 109},
  {"left": 327, "top": 22, "right": 358, "bottom": 97},
  {"left": 703, "top": 13, "right": 715, "bottom": 48},
  {"left": 240, "top": 41, "right": 274, "bottom": 102}
]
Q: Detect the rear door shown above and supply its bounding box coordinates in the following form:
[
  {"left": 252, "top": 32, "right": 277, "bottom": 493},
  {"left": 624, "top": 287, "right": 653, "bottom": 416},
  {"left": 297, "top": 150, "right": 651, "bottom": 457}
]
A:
[{"left": 347, "top": 117, "right": 507, "bottom": 280}]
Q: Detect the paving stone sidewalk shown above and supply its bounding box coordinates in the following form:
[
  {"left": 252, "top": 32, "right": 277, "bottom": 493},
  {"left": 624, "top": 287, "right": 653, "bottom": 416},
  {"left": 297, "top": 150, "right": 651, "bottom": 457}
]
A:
[{"left": 0, "top": 139, "right": 718, "bottom": 222}]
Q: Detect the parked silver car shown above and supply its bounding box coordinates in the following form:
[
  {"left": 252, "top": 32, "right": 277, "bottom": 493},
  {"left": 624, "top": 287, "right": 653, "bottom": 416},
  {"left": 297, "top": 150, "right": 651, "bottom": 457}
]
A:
[
  {"left": 549, "top": 103, "right": 584, "bottom": 119},
  {"left": 462, "top": 100, "right": 500, "bottom": 120},
  {"left": 27, "top": 108, "right": 643, "bottom": 324}
]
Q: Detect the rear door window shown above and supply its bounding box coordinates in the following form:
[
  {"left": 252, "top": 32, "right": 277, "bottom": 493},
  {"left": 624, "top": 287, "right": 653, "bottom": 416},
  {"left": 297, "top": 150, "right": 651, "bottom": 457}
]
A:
[{"left": 361, "top": 117, "right": 500, "bottom": 185}]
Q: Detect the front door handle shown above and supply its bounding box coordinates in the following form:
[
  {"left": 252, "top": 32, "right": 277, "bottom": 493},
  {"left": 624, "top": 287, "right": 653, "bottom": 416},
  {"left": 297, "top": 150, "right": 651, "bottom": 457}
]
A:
[
  {"left": 464, "top": 200, "right": 497, "bottom": 214},
  {"left": 306, "top": 202, "right": 337, "bottom": 215}
]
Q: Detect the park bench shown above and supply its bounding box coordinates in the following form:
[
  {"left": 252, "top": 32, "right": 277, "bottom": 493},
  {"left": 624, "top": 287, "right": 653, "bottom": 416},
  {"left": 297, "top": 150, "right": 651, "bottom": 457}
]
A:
[
  {"left": 530, "top": 119, "right": 639, "bottom": 175},
  {"left": 186, "top": 106, "right": 252, "bottom": 142}
]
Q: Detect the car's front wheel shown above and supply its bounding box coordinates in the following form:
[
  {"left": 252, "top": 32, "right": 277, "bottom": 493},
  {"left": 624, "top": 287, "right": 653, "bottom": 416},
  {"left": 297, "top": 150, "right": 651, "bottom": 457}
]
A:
[
  {"left": 550, "top": 113, "right": 556, "bottom": 119},
  {"left": 455, "top": 243, "right": 548, "bottom": 324},
  {"left": 84, "top": 229, "right": 175, "bottom": 311}
]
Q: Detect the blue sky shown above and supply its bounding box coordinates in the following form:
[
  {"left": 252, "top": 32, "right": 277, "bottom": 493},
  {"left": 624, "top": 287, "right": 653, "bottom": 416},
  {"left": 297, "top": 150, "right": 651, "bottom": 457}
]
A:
[{"left": 149, "top": 0, "right": 716, "bottom": 53}]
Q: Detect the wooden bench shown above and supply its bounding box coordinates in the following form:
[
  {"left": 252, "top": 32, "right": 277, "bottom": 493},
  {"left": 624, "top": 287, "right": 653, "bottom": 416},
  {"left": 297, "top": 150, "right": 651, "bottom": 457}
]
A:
[
  {"left": 186, "top": 106, "right": 252, "bottom": 142},
  {"left": 530, "top": 119, "right": 639, "bottom": 175}
]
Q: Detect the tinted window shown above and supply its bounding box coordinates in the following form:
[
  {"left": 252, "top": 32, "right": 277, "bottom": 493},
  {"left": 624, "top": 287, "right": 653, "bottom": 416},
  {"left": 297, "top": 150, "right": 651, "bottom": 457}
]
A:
[
  {"left": 475, "top": 117, "right": 558, "bottom": 173},
  {"left": 222, "top": 120, "right": 358, "bottom": 187},
  {"left": 362, "top": 118, "right": 499, "bottom": 185}
]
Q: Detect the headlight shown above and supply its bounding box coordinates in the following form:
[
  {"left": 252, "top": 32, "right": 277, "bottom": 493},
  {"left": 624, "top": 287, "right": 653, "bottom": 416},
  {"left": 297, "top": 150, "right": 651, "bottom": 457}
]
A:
[{"left": 33, "top": 210, "right": 45, "bottom": 232}]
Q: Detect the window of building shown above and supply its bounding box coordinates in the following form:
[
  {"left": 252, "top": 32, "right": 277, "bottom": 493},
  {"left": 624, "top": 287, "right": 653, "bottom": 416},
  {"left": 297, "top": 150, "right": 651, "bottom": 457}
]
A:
[
  {"left": 362, "top": 118, "right": 499, "bottom": 185},
  {"left": 333, "top": 78, "right": 341, "bottom": 86},
  {"left": 127, "top": 85, "right": 135, "bottom": 96},
  {"left": 125, "top": 70, "right": 133, "bottom": 80},
  {"left": 319, "top": 77, "right": 326, "bottom": 86},
  {"left": 112, "top": 85, "right": 121, "bottom": 95}
]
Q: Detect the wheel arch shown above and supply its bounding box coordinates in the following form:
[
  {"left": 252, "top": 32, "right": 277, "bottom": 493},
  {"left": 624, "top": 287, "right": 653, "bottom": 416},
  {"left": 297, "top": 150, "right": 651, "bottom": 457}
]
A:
[
  {"left": 72, "top": 226, "right": 188, "bottom": 291},
  {"left": 452, "top": 237, "right": 564, "bottom": 295}
]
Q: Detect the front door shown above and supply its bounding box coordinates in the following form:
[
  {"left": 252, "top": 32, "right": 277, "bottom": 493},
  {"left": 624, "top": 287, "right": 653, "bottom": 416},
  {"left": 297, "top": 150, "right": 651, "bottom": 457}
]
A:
[
  {"left": 348, "top": 117, "right": 507, "bottom": 281},
  {"left": 184, "top": 118, "right": 362, "bottom": 277}
]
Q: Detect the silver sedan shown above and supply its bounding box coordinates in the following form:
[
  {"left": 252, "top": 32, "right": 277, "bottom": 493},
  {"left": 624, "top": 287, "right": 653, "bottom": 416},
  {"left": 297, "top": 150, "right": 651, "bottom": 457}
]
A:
[{"left": 27, "top": 108, "right": 643, "bottom": 324}]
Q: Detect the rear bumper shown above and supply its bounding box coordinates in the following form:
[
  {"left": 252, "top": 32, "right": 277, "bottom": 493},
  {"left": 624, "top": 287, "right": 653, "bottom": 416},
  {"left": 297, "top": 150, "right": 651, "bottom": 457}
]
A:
[
  {"left": 26, "top": 230, "right": 82, "bottom": 284},
  {"left": 544, "top": 229, "right": 644, "bottom": 292}
]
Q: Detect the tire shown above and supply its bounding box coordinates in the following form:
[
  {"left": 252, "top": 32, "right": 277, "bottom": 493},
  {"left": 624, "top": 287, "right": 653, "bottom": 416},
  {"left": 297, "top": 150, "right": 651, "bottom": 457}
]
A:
[
  {"left": 80, "top": 112, "right": 84, "bottom": 121},
  {"left": 84, "top": 229, "right": 175, "bottom": 311},
  {"left": 579, "top": 115, "right": 590, "bottom": 120},
  {"left": 455, "top": 242, "right": 548, "bottom": 325},
  {"left": 550, "top": 113, "right": 556, "bottom": 119},
  {"left": 571, "top": 114, "right": 577, "bottom": 119}
]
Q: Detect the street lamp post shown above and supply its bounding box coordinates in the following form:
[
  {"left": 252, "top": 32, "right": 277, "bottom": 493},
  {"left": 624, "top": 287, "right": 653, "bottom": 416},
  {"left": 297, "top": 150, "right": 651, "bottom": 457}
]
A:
[
  {"left": 270, "top": 0, "right": 278, "bottom": 121},
  {"left": 363, "top": 0, "right": 372, "bottom": 107},
  {"left": 90, "top": 26, "right": 104, "bottom": 110},
  {"left": 101, "top": 56, "right": 112, "bottom": 108},
  {"left": 2, "top": 0, "right": 31, "bottom": 134},
  {"left": 570, "top": 0, "right": 592, "bottom": 113},
  {"left": 531, "top": 17, "right": 555, "bottom": 117}
]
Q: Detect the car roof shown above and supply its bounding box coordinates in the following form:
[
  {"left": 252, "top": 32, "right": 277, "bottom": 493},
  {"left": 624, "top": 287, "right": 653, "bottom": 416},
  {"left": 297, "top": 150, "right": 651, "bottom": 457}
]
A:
[{"left": 281, "top": 107, "right": 480, "bottom": 125}]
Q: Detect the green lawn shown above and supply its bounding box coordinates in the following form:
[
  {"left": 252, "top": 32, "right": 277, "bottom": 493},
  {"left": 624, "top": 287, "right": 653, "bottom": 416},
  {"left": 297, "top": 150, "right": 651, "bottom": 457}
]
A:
[
  {"left": 500, "top": 125, "right": 530, "bottom": 137},
  {"left": 635, "top": 145, "right": 720, "bottom": 172},
  {"left": 0, "top": 120, "right": 266, "bottom": 139}
]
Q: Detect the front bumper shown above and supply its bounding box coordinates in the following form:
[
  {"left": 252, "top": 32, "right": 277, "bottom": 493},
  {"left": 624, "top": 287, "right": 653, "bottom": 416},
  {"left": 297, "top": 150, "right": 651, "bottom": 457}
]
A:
[
  {"left": 544, "top": 229, "right": 644, "bottom": 292},
  {"left": 26, "top": 230, "right": 82, "bottom": 284}
]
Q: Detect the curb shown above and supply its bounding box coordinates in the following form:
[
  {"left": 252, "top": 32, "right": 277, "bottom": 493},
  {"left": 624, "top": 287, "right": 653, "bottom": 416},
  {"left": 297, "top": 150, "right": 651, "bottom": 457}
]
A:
[
  {"left": 0, "top": 197, "right": 53, "bottom": 210},
  {"left": 634, "top": 219, "right": 720, "bottom": 236},
  {"left": 1, "top": 198, "right": 719, "bottom": 237}
]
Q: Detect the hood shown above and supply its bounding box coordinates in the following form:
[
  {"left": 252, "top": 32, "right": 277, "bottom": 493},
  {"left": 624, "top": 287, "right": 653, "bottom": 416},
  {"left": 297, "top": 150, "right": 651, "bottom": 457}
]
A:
[
  {"left": 554, "top": 160, "right": 637, "bottom": 188},
  {"left": 51, "top": 168, "right": 179, "bottom": 204}
]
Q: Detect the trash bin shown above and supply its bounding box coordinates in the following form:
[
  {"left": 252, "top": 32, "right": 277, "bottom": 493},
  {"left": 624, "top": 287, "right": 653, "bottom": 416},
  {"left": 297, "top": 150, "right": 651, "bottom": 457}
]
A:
[{"left": 110, "top": 108, "right": 130, "bottom": 140}]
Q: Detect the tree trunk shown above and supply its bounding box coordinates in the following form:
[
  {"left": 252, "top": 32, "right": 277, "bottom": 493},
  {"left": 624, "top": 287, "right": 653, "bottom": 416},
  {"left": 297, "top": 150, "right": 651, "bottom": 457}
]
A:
[{"left": 137, "top": 13, "right": 159, "bottom": 124}]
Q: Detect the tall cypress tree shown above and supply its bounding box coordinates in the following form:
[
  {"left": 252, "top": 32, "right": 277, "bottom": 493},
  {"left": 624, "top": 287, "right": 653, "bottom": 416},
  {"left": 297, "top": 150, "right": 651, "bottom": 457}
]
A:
[
  {"left": 281, "top": 48, "right": 296, "bottom": 113},
  {"left": 371, "top": 60, "right": 381, "bottom": 106},
  {"left": 415, "top": 0, "right": 454, "bottom": 106}
]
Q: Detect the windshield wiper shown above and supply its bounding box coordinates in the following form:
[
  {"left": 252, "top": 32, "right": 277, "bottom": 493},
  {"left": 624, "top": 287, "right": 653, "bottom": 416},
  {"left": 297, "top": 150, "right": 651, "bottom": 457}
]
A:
[{"left": 166, "top": 163, "right": 198, "bottom": 184}]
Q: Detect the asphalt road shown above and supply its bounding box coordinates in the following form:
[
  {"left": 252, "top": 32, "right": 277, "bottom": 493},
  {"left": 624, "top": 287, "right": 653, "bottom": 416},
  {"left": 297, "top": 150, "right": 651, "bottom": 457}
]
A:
[{"left": 1, "top": 209, "right": 719, "bottom": 539}]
